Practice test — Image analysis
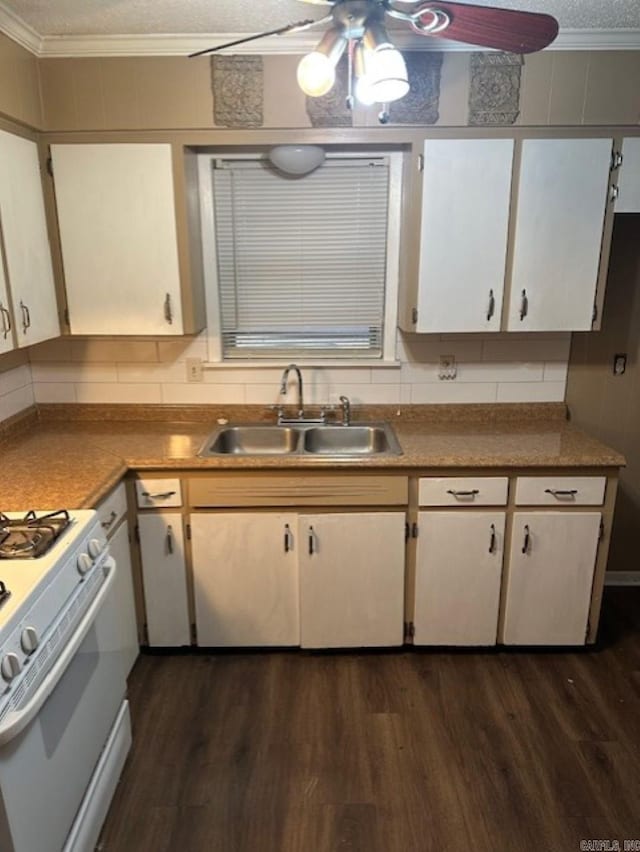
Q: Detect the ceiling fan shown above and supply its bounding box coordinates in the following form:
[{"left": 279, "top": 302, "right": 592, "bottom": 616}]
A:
[{"left": 191, "top": 0, "right": 558, "bottom": 113}]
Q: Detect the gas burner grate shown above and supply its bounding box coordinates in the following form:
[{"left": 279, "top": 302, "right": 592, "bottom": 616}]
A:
[{"left": 0, "top": 510, "right": 72, "bottom": 559}]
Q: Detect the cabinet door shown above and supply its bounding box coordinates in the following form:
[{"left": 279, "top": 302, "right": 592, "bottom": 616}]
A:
[
  {"left": 507, "top": 138, "right": 612, "bottom": 331},
  {"left": 616, "top": 138, "right": 640, "bottom": 213},
  {"left": 416, "top": 139, "right": 513, "bottom": 332},
  {"left": 51, "top": 143, "right": 183, "bottom": 335},
  {"left": 299, "top": 512, "right": 405, "bottom": 648},
  {"left": 191, "top": 512, "right": 299, "bottom": 647},
  {"left": 0, "top": 130, "right": 59, "bottom": 347},
  {"left": 138, "top": 512, "right": 190, "bottom": 646},
  {"left": 0, "top": 243, "right": 13, "bottom": 355},
  {"left": 502, "top": 512, "right": 601, "bottom": 645},
  {"left": 102, "top": 521, "right": 139, "bottom": 678},
  {"left": 414, "top": 511, "right": 505, "bottom": 646}
]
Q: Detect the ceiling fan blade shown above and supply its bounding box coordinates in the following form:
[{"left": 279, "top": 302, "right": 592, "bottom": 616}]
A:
[
  {"left": 411, "top": 2, "right": 559, "bottom": 53},
  {"left": 189, "top": 19, "right": 319, "bottom": 58}
]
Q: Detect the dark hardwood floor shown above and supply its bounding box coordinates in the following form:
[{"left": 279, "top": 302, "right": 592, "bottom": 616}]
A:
[{"left": 98, "top": 588, "right": 640, "bottom": 852}]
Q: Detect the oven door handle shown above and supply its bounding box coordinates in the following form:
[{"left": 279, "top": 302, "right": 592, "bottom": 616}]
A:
[{"left": 0, "top": 557, "right": 117, "bottom": 747}]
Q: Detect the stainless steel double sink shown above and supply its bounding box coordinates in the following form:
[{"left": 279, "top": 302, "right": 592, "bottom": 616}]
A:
[{"left": 198, "top": 422, "right": 402, "bottom": 458}]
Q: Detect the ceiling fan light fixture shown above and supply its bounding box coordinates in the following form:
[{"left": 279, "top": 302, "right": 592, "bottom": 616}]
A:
[
  {"left": 353, "top": 42, "right": 376, "bottom": 106},
  {"left": 268, "top": 145, "right": 326, "bottom": 176},
  {"left": 297, "top": 27, "right": 348, "bottom": 97},
  {"left": 367, "top": 45, "right": 410, "bottom": 103}
]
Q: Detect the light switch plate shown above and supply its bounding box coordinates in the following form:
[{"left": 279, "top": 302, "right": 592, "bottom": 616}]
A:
[
  {"left": 186, "top": 357, "right": 204, "bottom": 382},
  {"left": 438, "top": 355, "right": 457, "bottom": 381}
]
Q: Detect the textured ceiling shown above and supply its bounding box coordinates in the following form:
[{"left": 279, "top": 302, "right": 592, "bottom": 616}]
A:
[{"left": 4, "top": 0, "right": 640, "bottom": 36}]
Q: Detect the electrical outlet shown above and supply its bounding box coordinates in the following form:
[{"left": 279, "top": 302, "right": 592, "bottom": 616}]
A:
[
  {"left": 438, "top": 355, "right": 457, "bottom": 381},
  {"left": 186, "top": 357, "right": 203, "bottom": 383}
]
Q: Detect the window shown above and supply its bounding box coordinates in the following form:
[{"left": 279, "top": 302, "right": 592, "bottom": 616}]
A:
[{"left": 199, "top": 151, "right": 402, "bottom": 363}]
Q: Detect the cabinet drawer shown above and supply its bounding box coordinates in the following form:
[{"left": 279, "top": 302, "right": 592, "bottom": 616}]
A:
[
  {"left": 95, "top": 480, "right": 128, "bottom": 535},
  {"left": 135, "top": 477, "right": 182, "bottom": 508},
  {"left": 419, "top": 477, "right": 508, "bottom": 507},
  {"left": 515, "top": 476, "right": 605, "bottom": 506}
]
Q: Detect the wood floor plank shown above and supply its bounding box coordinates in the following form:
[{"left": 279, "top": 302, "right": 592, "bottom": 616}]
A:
[{"left": 99, "top": 588, "right": 640, "bottom": 852}]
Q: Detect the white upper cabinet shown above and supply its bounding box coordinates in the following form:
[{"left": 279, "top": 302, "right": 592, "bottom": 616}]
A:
[
  {"left": 416, "top": 139, "right": 514, "bottom": 332},
  {"left": 506, "top": 138, "right": 612, "bottom": 332},
  {"left": 51, "top": 143, "right": 184, "bottom": 335},
  {"left": 615, "top": 137, "right": 640, "bottom": 213},
  {"left": 0, "top": 130, "right": 59, "bottom": 348},
  {"left": 0, "top": 245, "right": 13, "bottom": 355}
]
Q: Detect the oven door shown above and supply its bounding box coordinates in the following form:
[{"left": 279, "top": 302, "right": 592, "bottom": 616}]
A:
[{"left": 0, "top": 559, "right": 127, "bottom": 852}]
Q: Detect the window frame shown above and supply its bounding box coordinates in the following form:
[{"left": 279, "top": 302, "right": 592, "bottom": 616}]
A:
[{"left": 197, "top": 149, "right": 402, "bottom": 366}]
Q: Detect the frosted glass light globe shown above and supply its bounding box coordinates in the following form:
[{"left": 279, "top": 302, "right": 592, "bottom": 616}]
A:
[
  {"left": 297, "top": 52, "right": 336, "bottom": 97},
  {"left": 368, "top": 46, "right": 409, "bottom": 103}
]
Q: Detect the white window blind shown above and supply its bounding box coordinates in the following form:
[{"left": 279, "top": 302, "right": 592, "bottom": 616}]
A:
[{"left": 212, "top": 157, "right": 390, "bottom": 359}]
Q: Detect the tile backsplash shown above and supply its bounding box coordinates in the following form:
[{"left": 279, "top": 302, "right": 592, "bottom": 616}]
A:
[
  {"left": 0, "top": 362, "right": 34, "bottom": 422},
  {"left": 25, "top": 331, "right": 570, "bottom": 409}
]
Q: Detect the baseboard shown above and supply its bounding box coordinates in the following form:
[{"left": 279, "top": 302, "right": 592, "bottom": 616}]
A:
[{"left": 604, "top": 571, "right": 640, "bottom": 586}]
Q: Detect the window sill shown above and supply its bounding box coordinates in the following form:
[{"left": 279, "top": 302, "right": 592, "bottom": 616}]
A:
[{"left": 203, "top": 359, "right": 401, "bottom": 370}]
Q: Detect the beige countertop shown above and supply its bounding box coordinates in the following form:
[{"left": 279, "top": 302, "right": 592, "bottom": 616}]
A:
[{"left": 0, "top": 403, "right": 625, "bottom": 511}]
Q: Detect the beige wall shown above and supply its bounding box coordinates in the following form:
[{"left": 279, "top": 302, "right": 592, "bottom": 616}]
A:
[
  {"left": 567, "top": 215, "right": 640, "bottom": 572},
  {"left": 0, "top": 32, "right": 42, "bottom": 127},
  {"left": 38, "top": 50, "right": 640, "bottom": 132}
]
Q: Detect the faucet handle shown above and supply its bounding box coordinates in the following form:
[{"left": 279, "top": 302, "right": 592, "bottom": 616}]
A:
[{"left": 267, "top": 404, "right": 285, "bottom": 424}]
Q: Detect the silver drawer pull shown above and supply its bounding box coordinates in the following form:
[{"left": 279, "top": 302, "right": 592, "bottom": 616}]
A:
[
  {"left": 489, "top": 523, "right": 496, "bottom": 554},
  {"left": 166, "top": 525, "right": 174, "bottom": 555},
  {"left": 142, "top": 490, "right": 177, "bottom": 500},
  {"left": 308, "top": 526, "right": 315, "bottom": 556},
  {"left": 486, "top": 289, "right": 495, "bottom": 322},
  {"left": 164, "top": 293, "right": 173, "bottom": 325},
  {"left": 544, "top": 488, "right": 577, "bottom": 499},
  {"left": 447, "top": 489, "right": 479, "bottom": 499},
  {"left": 284, "top": 523, "right": 293, "bottom": 553},
  {"left": 519, "top": 289, "right": 528, "bottom": 321},
  {"left": 522, "top": 524, "right": 530, "bottom": 555},
  {"left": 0, "top": 304, "right": 11, "bottom": 339},
  {"left": 101, "top": 510, "right": 118, "bottom": 530}
]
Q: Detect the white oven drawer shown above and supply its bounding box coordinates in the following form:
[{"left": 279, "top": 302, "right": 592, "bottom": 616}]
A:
[
  {"left": 95, "top": 481, "right": 128, "bottom": 535},
  {"left": 419, "top": 477, "right": 509, "bottom": 507},
  {"left": 135, "top": 477, "right": 182, "bottom": 508},
  {"left": 515, "top": 476, "right": 606, "bottom": 506}
]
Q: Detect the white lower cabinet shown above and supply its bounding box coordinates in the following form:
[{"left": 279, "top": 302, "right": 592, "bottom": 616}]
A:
[
  {"left": 138, "top": 512, "right": 190, "bottom": 647},
  {"left": 103, "top": 521, "right": 140, "bottom": 677},
  {"left": 189, "top": 510, "right": 405, "bottom": 649},
  {"left": 414, "top": 511, "right": 505, "bottom": 646},
  {"left": 299, "top": 512, "right": 405, "bottom": 649},
  {"left": 191, "top": 512, "right": 299, "bottom": 647},
  {"left": 502, "top": 512, "right": 601, "bottom": 645}
]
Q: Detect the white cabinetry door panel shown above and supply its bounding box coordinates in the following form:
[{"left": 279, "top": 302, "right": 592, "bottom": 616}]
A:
[
  {"left": 414, "top": 511, "right": 505, "bottom": 646},
  {"left": 507, "top": 138, "right": 612, "bottom": 331},
  {"left": 0, "top": 244, "right": 13, "bottom": 355},
  {"left": 502, "top": 512, "right": 601, "bottom": 645},
  {"left": 0, "top": 131, "right": 59, "bottom": 347},
  {"left": 616, "top": 137, "right": 640, "bottom": 213},
  {"left": 191, "top": 513, "right": 299, "bottom": 647},
  {"left": 103, "top": 521, "right": 139, "bottom": 678},
  {"left": 299, "top": 512, "right": 405, "bottom": 649},
  {"left": 51, "top": 143, "right": 183, "bottom": 335},
  {"left": 417, "top": 139, "right": 513, "bottom": 332},
  {"left": 138, "top": 512, "right": 190, "bottom": 647}
]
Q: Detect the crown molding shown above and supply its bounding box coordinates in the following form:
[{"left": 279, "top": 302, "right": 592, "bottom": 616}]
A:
[
  {"left": 0, "top": 1, "right": 42, "bottom": 54},
  {"left": 1, "top": 2, "right": 639, "bottom": 59}
]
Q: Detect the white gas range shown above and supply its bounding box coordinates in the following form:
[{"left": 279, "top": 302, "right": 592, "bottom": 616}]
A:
[{"left": 0, "top": 509, "right": 131, "bottom": 852}]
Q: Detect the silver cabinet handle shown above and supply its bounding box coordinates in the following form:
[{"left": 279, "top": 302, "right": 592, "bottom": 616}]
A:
[
  {"left": 142, "top": 490, "right": 176, "bottom": 500},
  {"left": 610, "top": 185, "right": 619, "bottom": 203},
  {"left": 447, "top": 489, "right": 479, "bottom": 499},
  {"left": 486, "top": 289, "right": 495, "bottom": 322},
  {"left": 19, "top": 301, "right": 31, "bottom": 334},
  {"left": 284, "top": 523, "right": 293, "bottom": 553},
  {"left": 308, "top": 526, "right": 315, "bottom": 556},
  {"left": 164, "top": 293, "right": 173, "bottom": 325},
  {"left": 519, "top": 290, "right": 528, "bottom": 322},
  {"left": 0, "top": 304, "right": 10, "bottom": 339},
  {"left": 101, "top": 510, "right": 118, "bottom": 530},
  {"left": 611, "top": 150, "right": 623, "bottom": 171},
  {"left": 544, "top": 488, "right": 577, "bottom": 499},
  {"left": 522, "top": 524, "right": 530, "bottom": 555},
  {"left": 489, "top": 523, "right": 496, "bottom": 554},
  {"left": 166, "top": 525, "right": 174, "bottom": 555}
]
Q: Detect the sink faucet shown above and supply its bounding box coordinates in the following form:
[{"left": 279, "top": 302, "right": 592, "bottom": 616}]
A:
[
  {"left": 339, "top": 395, "right": 351, "bottom": 426},
  {"left": 280, "top": 364, "right": 304, "bottom": 417}
]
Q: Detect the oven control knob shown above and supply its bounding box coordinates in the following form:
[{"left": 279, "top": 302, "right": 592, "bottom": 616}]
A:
[
  {"left": 20, "top": 627, "right": 39, "bottom": 655},
  {"left": 1, "top": 653, "right": 21, "bottom": 682},
  {"left": 88, "top": 538, "right": 105, "bottom": 559},
  {"left": 77, "top": 552, "right": 93, "bottom": 575}
]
